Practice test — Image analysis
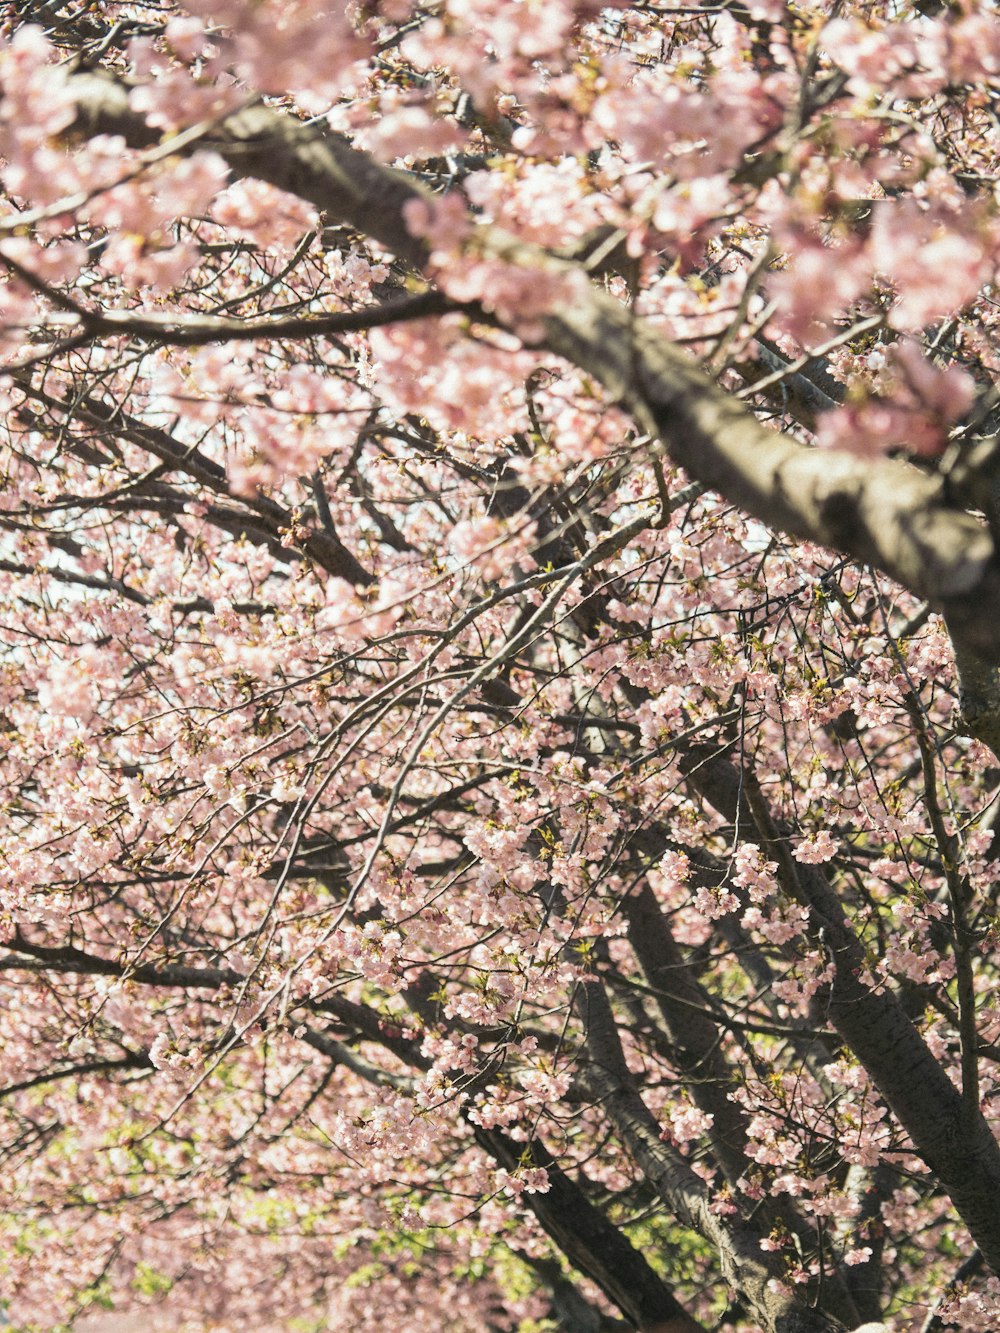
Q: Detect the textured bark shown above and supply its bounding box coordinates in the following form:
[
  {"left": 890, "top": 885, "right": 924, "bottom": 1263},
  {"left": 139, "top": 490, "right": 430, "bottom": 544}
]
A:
[{"left": 546, "top": 301, "right": 1000, "bottom": 660}]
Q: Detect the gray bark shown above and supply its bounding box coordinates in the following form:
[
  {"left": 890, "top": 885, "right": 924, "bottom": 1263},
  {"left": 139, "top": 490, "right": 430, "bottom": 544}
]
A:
[{"left": 61, "top": 72, "right": 1000, "bottom": 662}]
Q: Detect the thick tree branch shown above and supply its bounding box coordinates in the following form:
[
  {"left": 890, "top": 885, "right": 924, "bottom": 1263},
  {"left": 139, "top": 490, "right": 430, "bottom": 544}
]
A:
[
  {"left": 621, "top": 883, "right": 754, "bottom": 1186},
  {"left": 59, "top": 71, "right": 1000, "bottom": 660}
]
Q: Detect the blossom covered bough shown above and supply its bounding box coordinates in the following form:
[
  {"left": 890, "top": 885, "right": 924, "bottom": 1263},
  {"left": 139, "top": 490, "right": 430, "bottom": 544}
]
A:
[{"left": 2, "top": 2, "right": 1000, "bottom": 1330}]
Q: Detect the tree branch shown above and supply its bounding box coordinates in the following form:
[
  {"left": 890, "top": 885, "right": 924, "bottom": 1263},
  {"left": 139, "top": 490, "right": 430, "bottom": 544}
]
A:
[
  {"left": 56, "top": 70, "right": 1000, "bottom": 659},
  {"left": 575, "top": 974, "right": 855, "bottom": 1333},
  {"left": 681, "top": 744, "right": 1000, "bottom": 1279}
]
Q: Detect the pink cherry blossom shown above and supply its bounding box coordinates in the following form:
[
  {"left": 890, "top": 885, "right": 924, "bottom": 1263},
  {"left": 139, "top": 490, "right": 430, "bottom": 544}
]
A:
[{"left": 0, "top": 6, "right": 999, "bottom": 1332}]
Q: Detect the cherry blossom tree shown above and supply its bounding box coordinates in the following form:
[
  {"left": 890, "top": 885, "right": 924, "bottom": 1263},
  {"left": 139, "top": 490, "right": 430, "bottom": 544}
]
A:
[{"left": 2, "top": 2, "right": 1000, "bottom": 1330}]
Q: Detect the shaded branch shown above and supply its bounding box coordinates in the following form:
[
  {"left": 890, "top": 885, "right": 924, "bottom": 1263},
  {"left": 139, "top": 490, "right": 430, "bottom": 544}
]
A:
[
  {"left": 0, "top": 1049, "right": 153, "bottom": 1100},
  {"left": 681, "top": 744, "right": 1000, "bottom": 1279},
  {"left": 574, "top": 974, "right": 854, "bottom": 1333},
  {"left": 473, "top": 1120, "right": 706, "bottom": 1333}
]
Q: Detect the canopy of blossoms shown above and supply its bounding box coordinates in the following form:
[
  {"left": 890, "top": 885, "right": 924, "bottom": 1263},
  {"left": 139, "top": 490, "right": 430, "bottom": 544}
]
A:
[{"left": 1, "top": 3, "right": 1000, "bottom": 1332}]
